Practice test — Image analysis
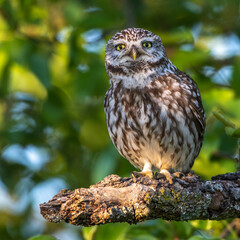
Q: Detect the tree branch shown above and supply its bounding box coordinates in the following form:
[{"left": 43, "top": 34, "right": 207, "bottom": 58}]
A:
[{"left": 40, "top": 172, "right": 240, "bottom": 227}]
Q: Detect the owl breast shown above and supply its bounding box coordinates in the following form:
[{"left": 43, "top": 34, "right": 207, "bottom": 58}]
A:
[{"left": 104, "top": 73, "right": 204, "bottom": 173}]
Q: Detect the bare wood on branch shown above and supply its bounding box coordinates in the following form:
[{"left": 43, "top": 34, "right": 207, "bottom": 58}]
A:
[{"left": 40, "top": 172, "right": 240, "bottom": 227}]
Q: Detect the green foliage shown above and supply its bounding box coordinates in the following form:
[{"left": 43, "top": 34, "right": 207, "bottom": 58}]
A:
[
  {"left": 28, "top": 235, "right": 57, "bottom": 240},
  {"left": 0, "top": 0, "right": 240, "bottom": 239}
]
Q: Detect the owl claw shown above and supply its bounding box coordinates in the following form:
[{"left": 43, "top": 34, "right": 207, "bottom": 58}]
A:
[
  {"left": 131, "top": 170, "right": 154, "bottom": 179},
  {"left": 155, "top": 171, "right": 186, "bottom": 184},
  {"left": 173, "top": 172, "right": 185, "bottom": 178},
  {"left": 131, "top": 169, "right": 186, "bottom": 184},
  {"left": 159, "top": 169, "right": 174, "bottom": 184}
]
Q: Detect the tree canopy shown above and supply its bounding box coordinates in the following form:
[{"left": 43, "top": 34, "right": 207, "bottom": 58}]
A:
[{"left": 0, "top": 0, "right": 240, "bottom": 239}]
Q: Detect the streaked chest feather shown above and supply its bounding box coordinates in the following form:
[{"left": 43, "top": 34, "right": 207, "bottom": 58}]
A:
[{"left": 104, "top": 76, "right": 200, "bottom": 172}]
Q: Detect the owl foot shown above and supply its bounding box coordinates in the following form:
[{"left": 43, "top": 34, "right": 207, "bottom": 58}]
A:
[
  {"left": 173, "top": 172, "right": 185, "bottom": 178},
  {"left": 155, "top": 171, "right": 186, "bottom": 184},
  {"left": 159, "top": 169, "right": 174, "bottom": 184},
  {"left": 131, "top": 170, "right": 154, "bottom": 179}
]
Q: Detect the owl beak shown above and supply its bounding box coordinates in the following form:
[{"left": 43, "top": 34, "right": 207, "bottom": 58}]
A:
[{"left": 130, "top": 46, "right": 138, "bottom": 60}]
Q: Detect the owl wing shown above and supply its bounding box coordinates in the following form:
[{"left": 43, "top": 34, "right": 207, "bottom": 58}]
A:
[{"left": 180, "top": 73, "right": 206, "bottom": 138}]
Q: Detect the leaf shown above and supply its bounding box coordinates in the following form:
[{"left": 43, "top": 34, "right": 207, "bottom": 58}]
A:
[
  {"left": 29, "top": 53, "right": 51, "bottom": 89},
  {"left": 128, "top": 235, "right": 158, "bottom": 240},
  {"left": 224, "top": 127, "right": 240, "bottom": 138},
  {"left": 230, "top": 59, "right": 240, "bottom": 97},
  {"left": 126, "top": 220, "right": 172, "bottom": 239},
  {"left": 93, "top": 223, "right": 129, "bottom": 240},
  {"left": 188, "top": 236, "right": 221, "bottom": 240},
  {"left": 83, "top": 226, "right": 98, "bottom": 240},
  {"left": 28, "top": 235, "right": 57, "bottom": 240},
  {"left": 172, "top": 221, "right": 194, "bottom": 238},
  {"left": 232, "top": 128, "right": 240, "bottom": 138},
  {"left": 9, "top": 63, "right": 47, "bottom": 99},
  {"left": 79, "top": 119, "right": 109, "bottom": 150},
  {"left": 41, "top": 86, "right": 68, "bottom": 124},
  {"left": 172, "top": 49, "right": 209, "bottom": 70},
  {"left": 212, "top": 111, "right": 236, "bottom": 128},
  {"left": 225, "top": 126, "right": 236, "bottom": 137}
]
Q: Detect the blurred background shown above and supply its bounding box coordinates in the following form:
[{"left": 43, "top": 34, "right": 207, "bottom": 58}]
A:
[{"left": 0, "top": 0, "right": 240, "bottom": 239}]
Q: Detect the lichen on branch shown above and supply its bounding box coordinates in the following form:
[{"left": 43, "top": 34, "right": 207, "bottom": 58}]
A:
[{"left": 40, "top": 172, "right": 240, "bottom": 227}]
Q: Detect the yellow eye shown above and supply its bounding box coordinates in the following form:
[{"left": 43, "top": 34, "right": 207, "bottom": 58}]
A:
[
  {"left": 116, "top": 44, "right": 125, "bottom": 51},
  {"left": 142, "top": 42, "right": 152, "bottom": 48}
]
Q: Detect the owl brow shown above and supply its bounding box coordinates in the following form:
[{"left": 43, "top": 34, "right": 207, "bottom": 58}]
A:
[
  {"left": 141, "top": 39, "right": 153, "bottom": 43},
  {"left": 113, "top": 40, "right": 127, "bottom": 46}
]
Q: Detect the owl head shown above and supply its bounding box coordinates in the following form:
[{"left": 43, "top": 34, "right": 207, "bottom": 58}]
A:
[{"left": 105, "top": 28, "right": 169, "bottom": 78}]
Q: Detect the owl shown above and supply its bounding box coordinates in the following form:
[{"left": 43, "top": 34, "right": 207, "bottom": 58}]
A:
[{"left": 104, "top": 28, "right": 205, "bottom": 183}]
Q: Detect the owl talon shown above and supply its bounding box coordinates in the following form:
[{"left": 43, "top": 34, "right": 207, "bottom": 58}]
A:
[
  {"left": 164, "top": 175, "right": 173, "bottom": 184},
  {"left": 173, "top": 172, "right": 185, "bottom": 178},
  {"left": 131, "top": 171, "right": 139, "bottom": 178},
  {"left": 131, "top": 170, "right": 154, "bottom": 179},
  {"left": 160, "top": 169, "right": 174, "bottom": 184},
  {"left": 154, "top": 172, "right": 167, "bottom": 179}
]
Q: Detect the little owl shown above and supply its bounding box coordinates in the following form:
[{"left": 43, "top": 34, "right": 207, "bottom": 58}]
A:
[{"left": 104, "top": 28, "right": 205, "bottom": 183}]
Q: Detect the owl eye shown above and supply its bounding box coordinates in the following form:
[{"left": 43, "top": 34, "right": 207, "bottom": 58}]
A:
[
  {"left": 115, "top": 44, "right": 125, "bottom": 51},
  {"left": 142, "top": 42, "right": 152, "bottom": 48}
]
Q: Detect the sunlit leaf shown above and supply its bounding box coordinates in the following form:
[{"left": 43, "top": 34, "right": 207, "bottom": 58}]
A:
[
  {"left": 9, "top": 63, "right": 47, "bottom": 99},
  {"left": 82, "top": 226, "right": 98, "bottom": 240},
  {"left": 28, "top": 235, "right": 57, "bottom": 240},
  {"left": 0, "top": 51, "right": 9, "bottom": 77}
]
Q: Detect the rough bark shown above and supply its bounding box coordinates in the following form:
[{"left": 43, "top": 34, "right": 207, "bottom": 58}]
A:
[{"left": 40, "top": 172, "right": 240, "bottom": 227}]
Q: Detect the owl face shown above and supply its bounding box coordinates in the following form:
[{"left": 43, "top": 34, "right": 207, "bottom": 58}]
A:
[{"left": 105, "top": 28, "right": 167, "bottom": 72}]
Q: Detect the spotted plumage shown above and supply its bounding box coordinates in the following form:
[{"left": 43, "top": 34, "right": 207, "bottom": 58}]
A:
[{"left": 104, "top": 28, "right": 205, "bottom": 180}]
